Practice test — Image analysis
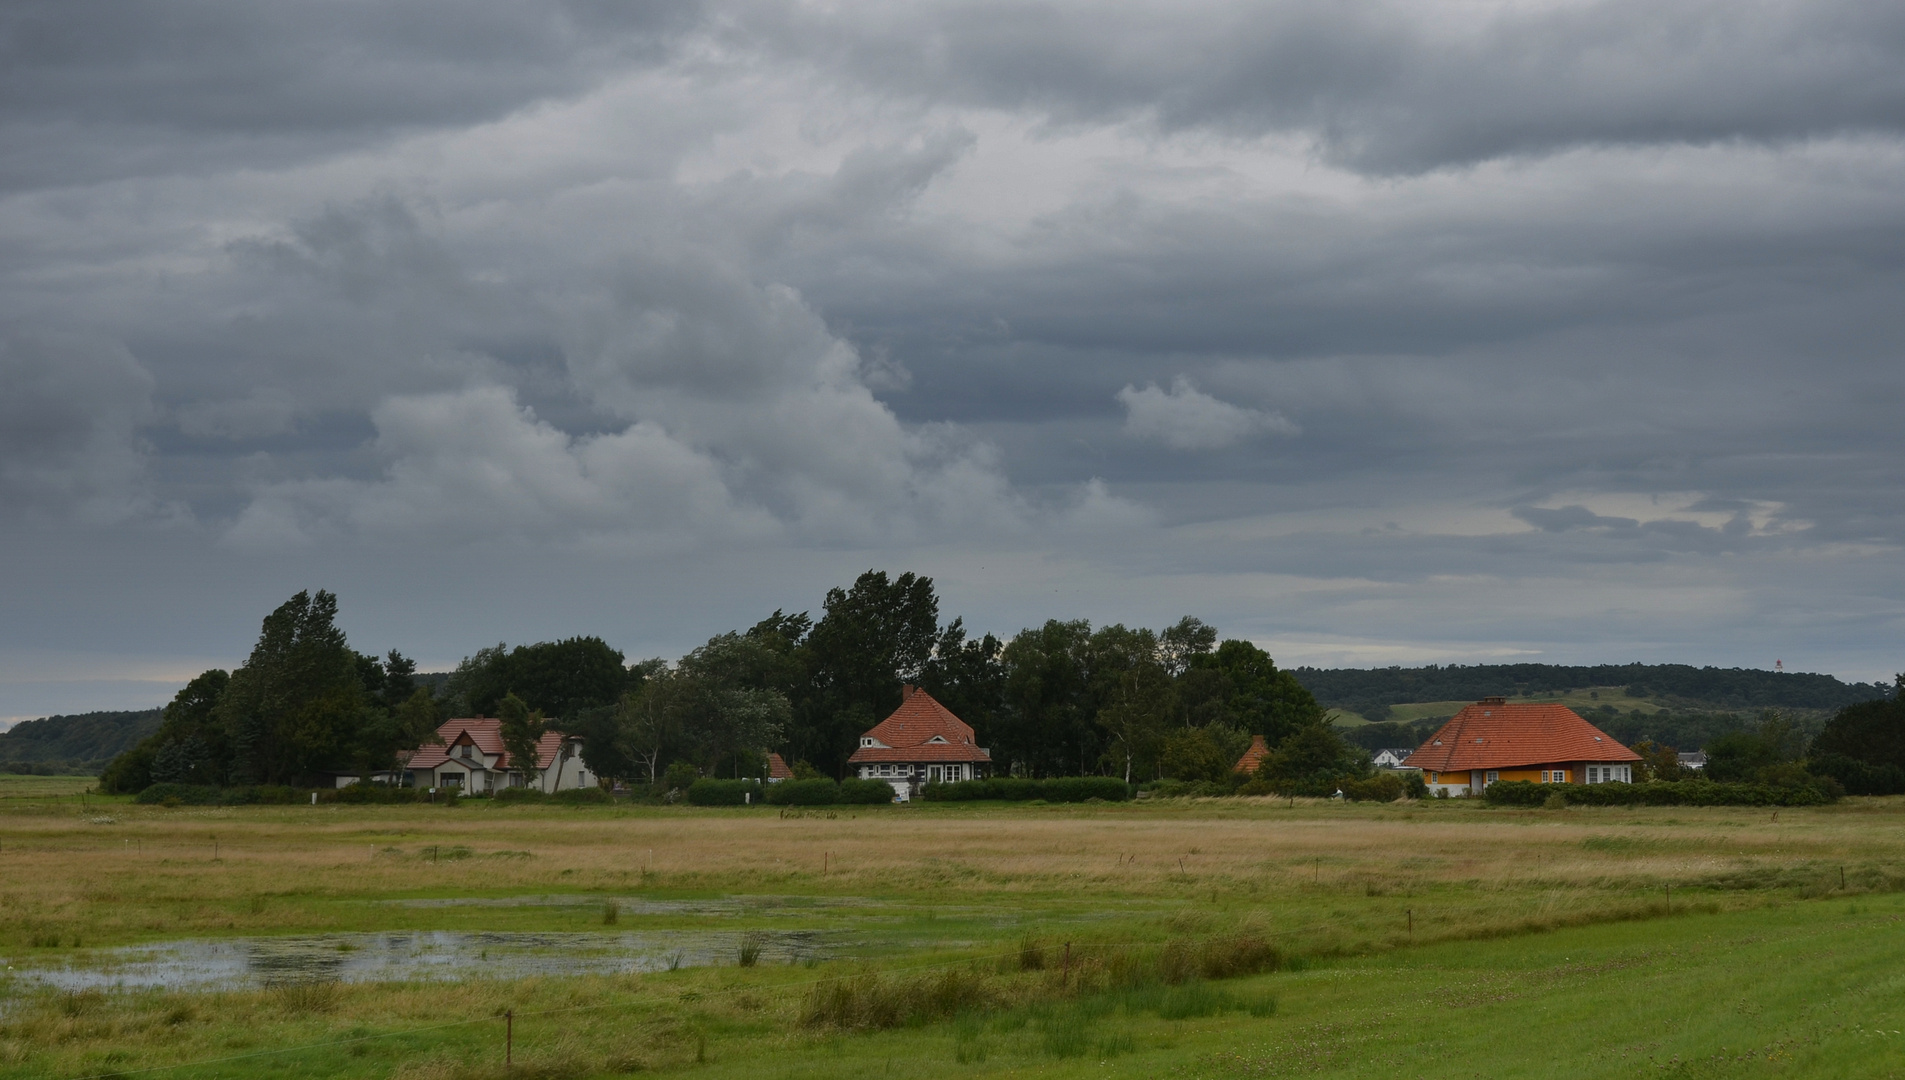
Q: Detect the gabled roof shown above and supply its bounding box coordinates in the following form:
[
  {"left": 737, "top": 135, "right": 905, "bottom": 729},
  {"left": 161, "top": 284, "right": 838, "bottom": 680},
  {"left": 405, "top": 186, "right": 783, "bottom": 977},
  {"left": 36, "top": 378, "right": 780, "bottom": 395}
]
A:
[
  {"left": 1404, "top": 700, "right": 1640, "bottom": 772},
  {"left": 847, "top": 687, "right": 991, "bottom": 764},
  {"left": 1233, "top": 734, "right": 1270, "bottom": 774},
  {"left": 405, "top": 718, "right": 573, "bottom": 771},
  {"left": 767, "top": 753, "right": 794, "bottom": 780}
]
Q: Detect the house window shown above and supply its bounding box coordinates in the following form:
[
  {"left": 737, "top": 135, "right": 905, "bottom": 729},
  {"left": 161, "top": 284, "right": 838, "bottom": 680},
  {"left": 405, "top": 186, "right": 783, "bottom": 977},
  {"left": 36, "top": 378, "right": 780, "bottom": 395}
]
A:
[
  {"left": 1547, "top": 770, "right": 1568, "bottom": 784},
  {"left": 1485, "top": 771, "right": 1499, "bottom": 784},
  {"left": 460, "top": 745, "right": 473, "bottom": 759}
]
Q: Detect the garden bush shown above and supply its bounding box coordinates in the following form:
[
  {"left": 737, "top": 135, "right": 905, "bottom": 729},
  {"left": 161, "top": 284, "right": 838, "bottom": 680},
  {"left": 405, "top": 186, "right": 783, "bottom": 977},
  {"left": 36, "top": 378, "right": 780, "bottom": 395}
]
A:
[
  {"left": 919, "top": 777, "right": 1130, "bottom": 803},
  {"left": 686, "top": 778, "right": 764, "bottom": 806},
  {"left": 764, "top": 778, "right": 840, "bottom": 805},
  {"left": 1484, "top": 778, "right": 1838, "bottom": 807},
  {"left": 134, "top": 783, "right": 302, "bottom": 805},
  {"left": 1807, "top": 753, "right": 1905, "bottom": 796},
  {"left": 837, "top": 778, "right": 899, "bottom": 804},
  {"left": 326, "top": 783, "right": 421, "bottom": 804}
]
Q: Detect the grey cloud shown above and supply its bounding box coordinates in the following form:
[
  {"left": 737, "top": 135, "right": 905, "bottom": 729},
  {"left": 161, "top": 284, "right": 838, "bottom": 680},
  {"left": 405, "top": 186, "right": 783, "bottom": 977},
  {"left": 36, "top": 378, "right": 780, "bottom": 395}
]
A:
[
  {"left": 0, "top": 0, "right": 699, "bottom": 188},
  {"left": 0, "top": 329, "right": 161, "bottom": 522},
  {"left": 1513, "top": 505, "right": 1638, "bottom": 533},
  {"left": 746, "top": 0, "right": 1905, "bottom": 172}
]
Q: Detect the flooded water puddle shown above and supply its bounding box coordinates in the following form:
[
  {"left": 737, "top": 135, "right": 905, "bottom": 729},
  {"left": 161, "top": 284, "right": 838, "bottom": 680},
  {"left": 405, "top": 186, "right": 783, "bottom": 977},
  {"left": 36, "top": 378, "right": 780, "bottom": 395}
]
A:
[
  {"left": 381, "top": 894, "right": 874, "bottom": 916},
  {"left": 5, "top": 929, "right": 839, "bottom": 993}
]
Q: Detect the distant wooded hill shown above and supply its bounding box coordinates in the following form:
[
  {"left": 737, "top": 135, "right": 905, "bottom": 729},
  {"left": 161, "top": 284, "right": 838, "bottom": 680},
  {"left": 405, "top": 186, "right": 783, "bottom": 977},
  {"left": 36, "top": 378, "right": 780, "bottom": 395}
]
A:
[
  {"left": 1291, "top": 663, "right": 1890, "bottom": 722},
  {"left": 0, "top": 709, "right": 162, "bottom": 774}
]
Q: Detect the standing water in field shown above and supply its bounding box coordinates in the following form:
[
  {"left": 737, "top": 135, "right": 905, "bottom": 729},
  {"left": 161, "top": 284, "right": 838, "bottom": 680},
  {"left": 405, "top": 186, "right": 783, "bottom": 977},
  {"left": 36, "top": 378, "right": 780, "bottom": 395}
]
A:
[{"left": 3, "top": 929, "right": 834, "bottom": 993}]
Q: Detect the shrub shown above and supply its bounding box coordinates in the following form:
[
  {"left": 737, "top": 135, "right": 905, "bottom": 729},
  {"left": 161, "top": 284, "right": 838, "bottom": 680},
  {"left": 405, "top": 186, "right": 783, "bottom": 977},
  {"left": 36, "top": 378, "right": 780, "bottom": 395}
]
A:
[
  {"left": 1808, "top": 753, "right": 1905, "bottom": 796},
  {"left": 134, "top": 782, "right": 221, "bottom": 805},
  {"left": 765, "top": 778, "right": 840, "bottom": 805},
  {"left": 1483, "top": 778, "right": 1837, "bottom": 807},
  {"left": 800, "top": 969, "right": 1001, "bottom": 1030},
  {"left": 1339, "top": 773, "right": 1409, "bottom": 802},
  {"left": 551, "top": 786, "right": 613, "bottom": 804},
  {"left": 325, "top": 783, "right": 420, "bottom": 804},
  {"left": 919, "top": 777, "right": 1130, "bottom": 803},
  {"left": 837, "top": 778, "right": 898, "bottom": 804},
  {"left": 492, "top": 786, "right": 546, "bottom": 803},
  {"left": 686, "top": 778, "right": 763, "bottom": 806}
]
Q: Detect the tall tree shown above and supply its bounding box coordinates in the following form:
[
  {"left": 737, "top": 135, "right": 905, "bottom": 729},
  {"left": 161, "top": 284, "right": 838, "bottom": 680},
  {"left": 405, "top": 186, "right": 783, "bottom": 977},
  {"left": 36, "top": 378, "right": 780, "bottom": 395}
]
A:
[
  {"left": 1188, "top": 640, "right": 1327, "bottom": 746},
  {"left": 497, "top": 692, "right": 548, "bottom": 788},
  {"left": 792, "top": 570, "right": 941, "bottom": 775},
  {"left": 216, "top": 590, "right": 368, "bottom": 785},
  {"left": 998, "top": 619, "right": 1096, "bottom": 777},
  {"left": 615, "top": 661, "right": 686, "bottom": 784},
  {"left": 677, "top": 633, "right": 792, "bottom": 776},
  {"left": 100, "top": 668, "right": 231, "bottom": 792}
]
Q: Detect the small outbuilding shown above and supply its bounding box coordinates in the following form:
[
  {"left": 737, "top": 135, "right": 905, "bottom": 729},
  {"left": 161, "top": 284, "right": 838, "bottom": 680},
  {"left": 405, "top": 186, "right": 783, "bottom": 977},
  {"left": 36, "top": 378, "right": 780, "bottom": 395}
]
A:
[
  {"left": 1232, "top": 734, "right": 1272, "bottom": 774},
  {"left": 1405, "top": 698, "right": 1640, "bottom": 797}
]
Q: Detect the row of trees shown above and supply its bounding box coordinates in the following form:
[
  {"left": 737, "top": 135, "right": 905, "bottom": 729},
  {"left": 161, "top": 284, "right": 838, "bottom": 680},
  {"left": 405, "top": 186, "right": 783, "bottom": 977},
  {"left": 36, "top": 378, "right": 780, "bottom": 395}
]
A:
[
  {"left": 101, "top": 591, "right": 443, "bottom": 792},
  {"left": 102, "top": 572, "right": 1350, "bottom": 792}
]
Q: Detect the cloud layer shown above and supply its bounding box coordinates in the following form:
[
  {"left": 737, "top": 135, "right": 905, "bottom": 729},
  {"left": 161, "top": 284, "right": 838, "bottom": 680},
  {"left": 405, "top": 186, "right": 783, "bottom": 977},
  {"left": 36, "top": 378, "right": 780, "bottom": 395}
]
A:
[{"left": 2, "top": 0, "right": 1903, "bottom": 713}]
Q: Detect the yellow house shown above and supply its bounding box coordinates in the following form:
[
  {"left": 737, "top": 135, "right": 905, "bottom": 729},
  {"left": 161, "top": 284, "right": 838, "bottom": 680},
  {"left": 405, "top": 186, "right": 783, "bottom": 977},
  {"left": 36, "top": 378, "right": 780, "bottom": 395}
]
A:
[{"left": 1404, "top": 698, "right": 1641, "bottom": 797}]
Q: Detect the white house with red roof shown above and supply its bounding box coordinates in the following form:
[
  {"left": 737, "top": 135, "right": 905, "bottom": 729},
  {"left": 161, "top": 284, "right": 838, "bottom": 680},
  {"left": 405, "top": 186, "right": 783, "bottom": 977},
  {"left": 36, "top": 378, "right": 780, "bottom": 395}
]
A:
[
  {"left": 399, "top": 717, "right": 594, "bottom": 794},
  {"left": 847, "top": 685, "right": 991, "bottom": 801},
  {"left": 1404, "top": 697, "right": 1641, "bottom": 796}
]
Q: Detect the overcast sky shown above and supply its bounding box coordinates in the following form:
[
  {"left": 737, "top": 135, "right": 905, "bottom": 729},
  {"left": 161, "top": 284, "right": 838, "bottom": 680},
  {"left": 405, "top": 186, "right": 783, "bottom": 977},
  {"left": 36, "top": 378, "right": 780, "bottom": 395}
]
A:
[{"left": 4, "top": 0, "right": 1903, "bottom": 723}]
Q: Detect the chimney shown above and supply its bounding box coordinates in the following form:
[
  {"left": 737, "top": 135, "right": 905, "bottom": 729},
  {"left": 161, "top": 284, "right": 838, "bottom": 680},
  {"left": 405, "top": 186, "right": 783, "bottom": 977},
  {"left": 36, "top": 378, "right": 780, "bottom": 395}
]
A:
[
  {"left": 901, "top": 684, "right": 917, "bottom": 702},
  {"left": 1480, "top": 696, "right": 1506, "bottom": 706}
]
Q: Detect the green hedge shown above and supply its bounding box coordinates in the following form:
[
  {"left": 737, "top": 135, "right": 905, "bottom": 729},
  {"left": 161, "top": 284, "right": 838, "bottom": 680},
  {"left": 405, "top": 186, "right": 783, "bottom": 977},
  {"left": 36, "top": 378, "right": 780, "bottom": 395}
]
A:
[
  {"left": 686, "top": 778, "right": 764, "bottom": 806},
  {"left": 837, "top": 778, "right": 899, "bottom": 804},
  {"left": 1483, "top": 779, "right": 1837, "bottom": 807},
  {"left": 1807, "top": 753, "right": 1905, "bottom": 796},
  {"left": 492, "top": 785, "right": 614, "bottom": 804},
  {"left": 919, "top": 777, "right": 1130, "bottom": 803},
  {"left": 325, "top": 783, "right": 423, "bottom": 804},
  {"left": 134, "top": 783, "right": 301, "bottom": 805},
  {"left": 765, "top": 778, "right": 839, "bottom": 805}
]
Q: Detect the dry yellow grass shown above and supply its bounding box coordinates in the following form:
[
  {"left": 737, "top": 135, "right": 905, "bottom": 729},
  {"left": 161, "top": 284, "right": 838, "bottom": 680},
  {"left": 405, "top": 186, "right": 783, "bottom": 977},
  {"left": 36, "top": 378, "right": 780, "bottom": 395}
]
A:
[{"left": 1, "top": 796, "right": 1899, "bottom": 955}]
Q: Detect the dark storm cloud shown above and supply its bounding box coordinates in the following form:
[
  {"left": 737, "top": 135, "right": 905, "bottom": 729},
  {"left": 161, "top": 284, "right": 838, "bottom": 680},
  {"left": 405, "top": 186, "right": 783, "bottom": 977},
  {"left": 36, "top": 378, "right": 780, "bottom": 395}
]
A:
[
  {"left": 3, "top": 0, "right": 1904, "bottom": 716},
  {"left": 0, "top": 0, "right": 698, "bottom": 188},
  {"left": 747, "top": 0, "right": 1905, "bottom": 172}
]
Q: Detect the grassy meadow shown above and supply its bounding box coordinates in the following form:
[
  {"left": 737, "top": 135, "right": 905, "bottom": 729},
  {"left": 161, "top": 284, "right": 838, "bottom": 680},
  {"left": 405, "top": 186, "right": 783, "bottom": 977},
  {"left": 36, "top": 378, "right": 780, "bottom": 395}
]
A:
[{"left": 2, "top": 790, "right": 1902, "bottom": 1078}]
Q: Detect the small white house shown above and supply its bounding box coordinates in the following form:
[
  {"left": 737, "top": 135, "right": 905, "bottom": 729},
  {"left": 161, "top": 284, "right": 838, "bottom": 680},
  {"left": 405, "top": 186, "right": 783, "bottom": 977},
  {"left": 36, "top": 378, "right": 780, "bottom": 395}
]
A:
[
  {"left": 398, "top": 717, "right": 593, "bottom": 794},
  {"left": 1371, "top": 748, "right": 1416, "bottom": 769}
]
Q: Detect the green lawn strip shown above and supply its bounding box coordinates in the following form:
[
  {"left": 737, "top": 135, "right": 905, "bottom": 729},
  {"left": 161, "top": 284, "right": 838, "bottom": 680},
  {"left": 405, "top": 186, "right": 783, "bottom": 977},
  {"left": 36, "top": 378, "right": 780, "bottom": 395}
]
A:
[
  {"left": 688, "top": 895, "right": 1905, "bottom": 1080},
  {"left": 6, "top": 896, "right": 1904, "bottom": 1079}
]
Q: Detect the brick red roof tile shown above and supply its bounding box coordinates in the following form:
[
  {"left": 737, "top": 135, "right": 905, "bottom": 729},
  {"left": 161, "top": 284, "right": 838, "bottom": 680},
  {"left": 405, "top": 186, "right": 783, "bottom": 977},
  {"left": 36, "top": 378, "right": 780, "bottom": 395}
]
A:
[
  {"left": 1232, "top": 734, "right": 1270, "bottom": 774},
  {"left": 846, "top": 688, "right": 991, "bottom": 765},
  {"left": 767, "top": 753, "right": 794, "bottom": 780},
  {"left": 1404, "top": 701, "right": 1640, "bottom": 772}
]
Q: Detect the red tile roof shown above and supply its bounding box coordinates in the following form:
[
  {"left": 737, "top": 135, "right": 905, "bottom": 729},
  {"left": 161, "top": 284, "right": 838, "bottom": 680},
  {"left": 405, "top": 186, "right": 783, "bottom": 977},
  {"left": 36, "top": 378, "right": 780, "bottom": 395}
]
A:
[
  {"left": 847, "top": 687, "right": 991, "bottom": 765},
  {"left": 767, "top": 753, "right": 794, "bottom": 780},
  {"left": 1404, "top": 700, "right": 1640, "bottom": 772},
  {"left": 404, "top": 718, "right": 572, "bottom": 771},
  {"left": 1233, "top": 734, "right": 1270, "bottom": 774}
]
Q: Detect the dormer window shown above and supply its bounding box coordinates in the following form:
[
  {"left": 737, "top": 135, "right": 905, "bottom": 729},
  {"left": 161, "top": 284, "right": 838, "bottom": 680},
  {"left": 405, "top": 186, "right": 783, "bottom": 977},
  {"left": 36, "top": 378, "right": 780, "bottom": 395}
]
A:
[
  {"left": 460, "top": 744, "right": 474, "bottom": 760},
  {"left": 928, "top": 735, "right": 948, "bottom": 744}
]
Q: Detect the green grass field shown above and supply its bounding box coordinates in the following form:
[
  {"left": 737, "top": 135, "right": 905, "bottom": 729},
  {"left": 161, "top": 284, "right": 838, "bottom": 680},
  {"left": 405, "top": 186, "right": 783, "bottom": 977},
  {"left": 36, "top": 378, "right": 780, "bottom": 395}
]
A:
[{"left": 1, "top": 790, "right": 1900, "bottom": 1079}]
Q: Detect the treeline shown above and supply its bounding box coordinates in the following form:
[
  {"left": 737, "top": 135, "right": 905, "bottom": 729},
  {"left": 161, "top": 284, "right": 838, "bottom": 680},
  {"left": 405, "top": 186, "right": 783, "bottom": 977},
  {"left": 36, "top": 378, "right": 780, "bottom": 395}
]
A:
[
  {"left": 100, "top": 591, "right": 443, "bottom": 793},
  {"left": 0, "top": 709, "right": 160, "bottom": 774},
  {"left": 100, "top": 572, "right": 1346, "bottom": 793},
  {"left": 1295, "top": 662, "right": 1890, "bottom": 720}
]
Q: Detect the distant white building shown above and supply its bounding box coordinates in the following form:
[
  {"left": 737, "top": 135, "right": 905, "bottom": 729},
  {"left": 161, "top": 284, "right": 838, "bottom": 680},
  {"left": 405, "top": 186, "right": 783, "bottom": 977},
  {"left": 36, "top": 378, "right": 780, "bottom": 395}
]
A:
[
  {"left": 1372, "top": 748, "right": 1417, "bottom": 769},
  {"left": 1677, "top": 751, "right": 1707, "bottom": 771}
]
